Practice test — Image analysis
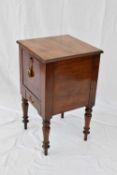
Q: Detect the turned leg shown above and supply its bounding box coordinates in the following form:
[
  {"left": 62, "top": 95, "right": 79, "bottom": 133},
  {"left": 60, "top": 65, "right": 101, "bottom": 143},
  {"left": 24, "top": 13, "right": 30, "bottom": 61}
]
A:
[
  {"left": 42, "top": 119, "right": 51, "bottom": 156},
  {"left": 61, "top": 112, "right": 64, "bottom": 119},
  {"left": 83, "top": 107, "right": 92, "bottom": 141},
  {"left": 22, "top": 98, "right": 29, "bottom": 130}
]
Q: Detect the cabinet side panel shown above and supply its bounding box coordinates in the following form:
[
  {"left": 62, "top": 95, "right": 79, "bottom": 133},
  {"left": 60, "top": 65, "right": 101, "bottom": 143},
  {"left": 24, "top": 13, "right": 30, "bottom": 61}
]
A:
[{"left": 52, "top": 57, "right": 93, "bottom": 114}]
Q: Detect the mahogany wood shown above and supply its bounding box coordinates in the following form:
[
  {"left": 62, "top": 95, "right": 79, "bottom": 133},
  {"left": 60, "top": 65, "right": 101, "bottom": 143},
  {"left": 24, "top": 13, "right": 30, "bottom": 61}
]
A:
[
  {"left": 61, "top": 112, "right": 64, "bottom": 119},
  {"left": 42, "top": 119, "right": 51, "bottom": 155},
  {"left": 22, "top": 98, "right": 29, "bottom": 129},
  {"left": 17, "top": 35, "right": 103, "bottom": 63},
  {"left": 17, "top": 35, "right": 103, "bottom": 155},
  {"left": 83, "top": 107, "right": 92, "bottom": 141}
]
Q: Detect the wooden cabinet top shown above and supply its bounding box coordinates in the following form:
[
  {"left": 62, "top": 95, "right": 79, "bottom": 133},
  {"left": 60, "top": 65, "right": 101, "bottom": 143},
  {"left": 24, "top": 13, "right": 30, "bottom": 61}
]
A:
[{"left": 17, "top": 35, "right": 103, "bottom": 63}]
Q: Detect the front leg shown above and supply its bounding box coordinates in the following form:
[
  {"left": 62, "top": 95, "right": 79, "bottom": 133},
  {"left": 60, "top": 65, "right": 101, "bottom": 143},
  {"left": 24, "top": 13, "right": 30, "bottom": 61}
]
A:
[
  {"left": 22, "top": 98, "right": 29, "bottom": 129},
  {"left": 42, "top": 119, "right": 51, "bottom": 155},
  {"left": 61, "top": 112, "right": 64, "bottom": 118},
  {"left": 83, "top": 107, "right": 92, "bottom": 141}
]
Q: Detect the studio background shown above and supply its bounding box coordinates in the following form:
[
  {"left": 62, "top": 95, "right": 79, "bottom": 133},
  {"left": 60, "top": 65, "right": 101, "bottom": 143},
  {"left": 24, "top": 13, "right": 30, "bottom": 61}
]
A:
[{"left": 0, "top": 0, "right": 117, "bottom": 175}]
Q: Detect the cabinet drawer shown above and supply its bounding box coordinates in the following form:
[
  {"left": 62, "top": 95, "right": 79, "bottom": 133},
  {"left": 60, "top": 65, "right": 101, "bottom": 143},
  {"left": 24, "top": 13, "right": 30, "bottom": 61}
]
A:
[
  {"left": 25, "top": 89, "right": 41, "bottom": 113},
  {"left": 22, "top": 49, "right": 41, "bottom": 98}
]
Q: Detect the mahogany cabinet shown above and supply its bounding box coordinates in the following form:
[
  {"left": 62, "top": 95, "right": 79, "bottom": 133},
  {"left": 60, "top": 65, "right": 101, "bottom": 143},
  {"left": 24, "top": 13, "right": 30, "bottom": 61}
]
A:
[{"left": 17, "top": 35, "right": 103, "bottom": 155}]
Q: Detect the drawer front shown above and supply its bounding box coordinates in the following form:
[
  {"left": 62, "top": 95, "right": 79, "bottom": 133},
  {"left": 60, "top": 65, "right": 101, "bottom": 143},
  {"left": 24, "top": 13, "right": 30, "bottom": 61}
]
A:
[
  {"left": 25, "top": 89, "right": 41, "bottom": 113},
  {"left": 22, "top": 49, "right": 41, "bottom": 99}
]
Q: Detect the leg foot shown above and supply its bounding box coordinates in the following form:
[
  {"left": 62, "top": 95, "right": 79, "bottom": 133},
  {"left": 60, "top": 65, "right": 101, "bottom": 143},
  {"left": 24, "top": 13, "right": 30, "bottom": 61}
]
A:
[
  {"left": 83, "top": 107, "right": 92, "bottom": 141},
  {"left": 61, "top": 112, "right": 64, "bottom": 119},
  {"left": 42, "top": 119, "right": 50, "bottom": 156},
  {"left": 22, "top": 98, "right": 29, "bottom": 130}
]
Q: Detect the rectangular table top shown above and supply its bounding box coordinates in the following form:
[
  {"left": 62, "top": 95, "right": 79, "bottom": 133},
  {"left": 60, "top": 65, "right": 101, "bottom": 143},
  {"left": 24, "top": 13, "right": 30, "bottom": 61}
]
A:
[{"left": 17, "top": 35, "right": 103, "bottom": 63}]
